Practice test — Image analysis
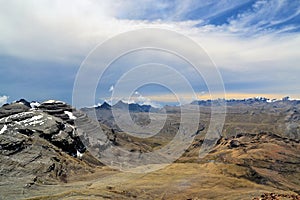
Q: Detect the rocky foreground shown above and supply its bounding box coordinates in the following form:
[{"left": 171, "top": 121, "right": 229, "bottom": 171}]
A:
[
  {"left": 0, "top": 99, "right": 300, "bottom": 199},
  {"left": 0, "top": 100, "right": 104, "bottom": 199}
]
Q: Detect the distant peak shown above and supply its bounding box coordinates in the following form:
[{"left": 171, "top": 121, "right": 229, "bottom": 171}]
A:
[
  {"left": 15, "top": 99, "right": 31, "bottom": 107},
  {"left": 100, "top": 101, "right": 111, "bottom": 109}
]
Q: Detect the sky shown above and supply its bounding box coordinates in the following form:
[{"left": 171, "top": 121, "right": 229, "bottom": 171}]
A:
[{"left": 0, "top": 0, "right": 299, "bottom": 107}]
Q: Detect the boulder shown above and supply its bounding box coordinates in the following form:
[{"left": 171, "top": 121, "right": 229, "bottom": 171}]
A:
[{"left": 229, "top": 139, "right": 240, "bottom": 148}]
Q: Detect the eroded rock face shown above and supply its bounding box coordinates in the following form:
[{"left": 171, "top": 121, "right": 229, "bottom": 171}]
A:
[
  {"left": 38, "top": 100, "right": 75, "bottom": 124},
  {"left": 180, "top": 131, "right": 300, "bottom": 194},
  {"left": 0, "top": 102, "right": 30, "bottom": 118},
  {"left": 0, "top": 100, "right": 97, "bottom": 191},
  {"left": 0, "top": 109, "right": 85, "bottom": 157},
  {"left": 253, "top": 193, "right": 300, "bottom": 200}
]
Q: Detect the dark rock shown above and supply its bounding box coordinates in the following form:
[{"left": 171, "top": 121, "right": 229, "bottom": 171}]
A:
[
  {"left": 16, "top": 99, "right": 31, "bottom": 108},
  {"left": 39, "top": 100, "right": 72, "bottom": 116},
  {"left": 0, "top": 134, "right": 26, "bottom": 155},
  {"left": 129, "top": 103, "right": 151, "bottom": 112},
  {"left": 0, "top": 102, "right": 30, "bottom": 118},
  {"left": 0, "top": 100, "right": 103, "bottom": 194},
  {"left": 100, "top": 101, "right": 111, "bottom": 110},
  {"left": 0, "top": 100, "right": 91, "bottom": 160},
  {"left": 229, "top": 140, "right": 240, "bottom": 148}
]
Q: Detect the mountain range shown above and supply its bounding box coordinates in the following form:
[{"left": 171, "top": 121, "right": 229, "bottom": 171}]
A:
[{"left": 0, "top": 98, "right": 300, "bottom": 199}]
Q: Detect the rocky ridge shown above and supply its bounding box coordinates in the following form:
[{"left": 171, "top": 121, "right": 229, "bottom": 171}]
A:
[{"left": 0, "top": 99, "right": 103, "bottom": 198}]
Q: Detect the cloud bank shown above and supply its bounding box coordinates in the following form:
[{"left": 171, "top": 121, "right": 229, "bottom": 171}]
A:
[
  {"left": 0, "top": 95, "right": 9, "bottom": 106},
  {"left": 0, "top": 0, "right": 299, "bottom": 105}
]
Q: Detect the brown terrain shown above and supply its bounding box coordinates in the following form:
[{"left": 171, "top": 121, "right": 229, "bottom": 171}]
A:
[{"left": 0, "top": 98, "right": 300, "bottom": 199}]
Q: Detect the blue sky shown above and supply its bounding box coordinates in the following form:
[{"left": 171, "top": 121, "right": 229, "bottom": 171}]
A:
[{"left": 0, "top": 0, "right": 299, "bottom": 107}]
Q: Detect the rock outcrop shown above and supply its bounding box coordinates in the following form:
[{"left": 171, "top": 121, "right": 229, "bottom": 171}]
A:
[
  {"left": 253, "top": 193, "right": 300, "bottom": 200},
  {"left": 0, "top": 100, "right": 101, "bottom": 195},
  {"left": 180, "top": 131, "right": 300, "bottom": 194}
]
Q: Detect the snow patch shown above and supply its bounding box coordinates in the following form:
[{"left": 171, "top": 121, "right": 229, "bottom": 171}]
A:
[
  {"left": 267, "top": 99, "right": 278, "bottom": 103},
  {"left": 0, "top": 124, "right": 7, "bottom": 134},
  {"left": 27, "top": 115, "right": 43, "bottom": 121},
  {"left": 21, "top": 114, "right": 45, "bottom": 126},
  {"left": 29, "top": 120, "right": 44, "bottom": 126},
  {"left": 30, "top": 102, "right": 40, "bottom": 108},
  {"left": 76, "top": 150, "right": 83, "bottom": 159},
  {"left": 64, "top": 111, "right": 77, "bottom": 120},
  {"left": 8, "top": 111, "right": 34, "bottom": 120},
  {"left": 12, "top": 111, "right": 34, "bottom": 117},
  {"left": 43, "top": 100, "right": 65, "bottom": 104}
]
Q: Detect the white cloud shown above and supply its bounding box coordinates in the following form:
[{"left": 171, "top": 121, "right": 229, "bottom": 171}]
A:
[
  {"left": 1, "top": 0, "right": 298, "bottom": 68},
  {"left": 133, "top": 91, "right": 161, "bottom": 108},
  {"left": 109, "top": 85, "right": 114, "bottom": 92},
  {"left": 0, "top": 95, "right": 9, "bottom": 106},
  {"left": 226, "top": 0, "right": 300, "bottom": 34}
]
